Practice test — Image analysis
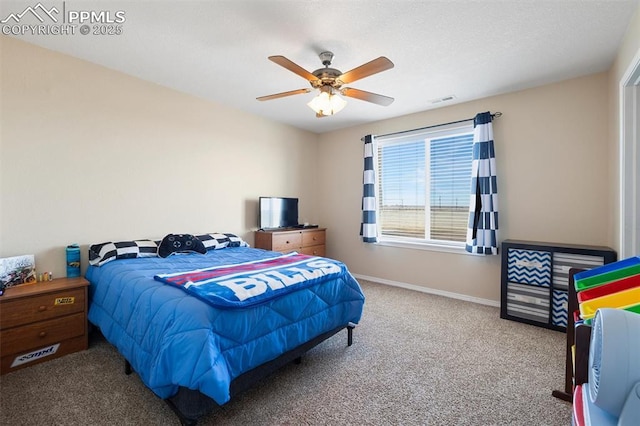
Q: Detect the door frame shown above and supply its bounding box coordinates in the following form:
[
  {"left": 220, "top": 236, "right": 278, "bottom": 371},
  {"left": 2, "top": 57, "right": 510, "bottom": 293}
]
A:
[{"left": 619, "top": 47, "right": 640, "bottom": 258}]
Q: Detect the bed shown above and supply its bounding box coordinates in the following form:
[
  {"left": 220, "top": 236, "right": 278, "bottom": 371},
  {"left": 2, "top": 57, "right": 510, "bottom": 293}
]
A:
[{"left": 85, "top": 233, "right": 365, "bottom": 424}]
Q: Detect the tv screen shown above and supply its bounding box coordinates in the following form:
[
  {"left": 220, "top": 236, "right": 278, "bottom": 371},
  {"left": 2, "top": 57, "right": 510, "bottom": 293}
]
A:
[{"left": 259, "top": 197, "right": 299, "bottom": 230}]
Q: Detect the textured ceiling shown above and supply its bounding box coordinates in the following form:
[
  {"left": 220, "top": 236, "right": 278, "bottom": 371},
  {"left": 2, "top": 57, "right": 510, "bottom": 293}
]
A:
[{"left": 2, "top": 0, "right": 638, "bottom": 134}]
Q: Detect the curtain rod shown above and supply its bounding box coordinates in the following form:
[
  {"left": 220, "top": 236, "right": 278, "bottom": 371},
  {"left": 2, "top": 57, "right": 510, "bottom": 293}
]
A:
[{"left": 373, "top": 111, "right": 502, "bottom": 139}]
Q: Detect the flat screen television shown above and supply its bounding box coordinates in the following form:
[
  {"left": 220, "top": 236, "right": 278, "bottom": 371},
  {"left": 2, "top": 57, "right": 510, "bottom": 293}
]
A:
[{"left": 259, "top": 197, "right": 299, "bottom": 230}]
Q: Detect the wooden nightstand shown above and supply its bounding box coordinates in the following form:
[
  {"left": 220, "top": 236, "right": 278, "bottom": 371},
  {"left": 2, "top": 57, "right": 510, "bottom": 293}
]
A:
[{"left": 0, "top": 277, "right": 89, "bottom": 375}]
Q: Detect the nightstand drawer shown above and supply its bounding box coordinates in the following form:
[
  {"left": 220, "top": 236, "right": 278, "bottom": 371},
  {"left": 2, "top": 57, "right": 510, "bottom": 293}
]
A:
[
  {"left": 271, "top": 232, "right": 303, "bottom": 252},
  {"left": 0, "top": 312, "right": 85, "bottom": 356},
  {"left": 1, "top": 335, "right": 87, "bottom": 374},
  {"left": 0, "top": 287, "right": 85, "bottom": 329}
]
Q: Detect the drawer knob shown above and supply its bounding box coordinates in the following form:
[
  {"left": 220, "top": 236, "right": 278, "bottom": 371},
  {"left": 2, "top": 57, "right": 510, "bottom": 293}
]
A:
[
  {"left": 286, "top": 241, "right": 290, "bottom": 244},
  {"left": 313, "top": 237, "right": 317, "bottom": 241},
  {"left": 38, "top": 306, "right": 46, "bottom": 312},
  {"left": 39, "top": 331, "right": 47, "bottom": 338}
]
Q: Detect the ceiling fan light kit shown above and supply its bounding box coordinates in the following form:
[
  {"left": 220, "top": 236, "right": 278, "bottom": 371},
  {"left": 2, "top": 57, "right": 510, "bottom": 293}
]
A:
[
  {"left": 257, "top": 51, "right": 394, "bottom": 118},
  {"left": 307, "top": 89, "right": 347, "bottom": 117}
]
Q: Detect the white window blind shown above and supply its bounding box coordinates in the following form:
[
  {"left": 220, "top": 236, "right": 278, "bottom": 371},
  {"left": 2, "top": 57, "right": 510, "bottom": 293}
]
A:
[{"left": 377, "top": 126, "right": 473, "bottom": 244}]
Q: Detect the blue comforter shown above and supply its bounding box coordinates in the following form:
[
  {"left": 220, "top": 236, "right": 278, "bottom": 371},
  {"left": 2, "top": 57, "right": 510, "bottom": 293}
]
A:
[{"left": 86, "top": 247, "right": 365, "bottom": 405}]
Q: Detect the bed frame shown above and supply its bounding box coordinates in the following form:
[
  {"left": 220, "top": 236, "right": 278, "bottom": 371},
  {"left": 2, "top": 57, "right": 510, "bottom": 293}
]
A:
[{"left": 124, "top": 324, "right": 355, "bottom": 425}]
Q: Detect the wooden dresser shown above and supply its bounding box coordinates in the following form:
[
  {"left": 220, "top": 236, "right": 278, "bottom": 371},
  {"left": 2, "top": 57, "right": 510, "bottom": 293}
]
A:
[
  {"left": 255, "top": 228, "right": 326, "bottom": 257},
  {"left": 0, "top": 277, "right": 89, "bottom": 375}
]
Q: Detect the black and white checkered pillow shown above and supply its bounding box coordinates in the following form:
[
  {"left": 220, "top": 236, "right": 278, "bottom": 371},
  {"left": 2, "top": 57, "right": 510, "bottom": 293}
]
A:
[
  {"left": 196, "top": 233, "right": 249, "bottom": 250},
  {"left": 89, "top": 240, "right": 158, "bottom": 266}
]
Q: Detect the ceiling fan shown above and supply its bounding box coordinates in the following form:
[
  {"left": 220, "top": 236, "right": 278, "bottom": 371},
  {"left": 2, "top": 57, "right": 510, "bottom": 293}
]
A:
[{"left": 257, "top": 51, "right": 394, "bottom": 117}]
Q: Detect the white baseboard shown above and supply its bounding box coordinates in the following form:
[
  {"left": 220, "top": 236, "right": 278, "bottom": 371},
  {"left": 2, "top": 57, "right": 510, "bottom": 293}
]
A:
[{"left": 352, "top": 273, "right": 500, "bottom": 308}]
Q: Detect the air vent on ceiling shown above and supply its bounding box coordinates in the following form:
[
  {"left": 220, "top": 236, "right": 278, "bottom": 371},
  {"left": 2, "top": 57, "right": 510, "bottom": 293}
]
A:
[{"left": 430, "top": 95, "right": 456, "bottom": 104}]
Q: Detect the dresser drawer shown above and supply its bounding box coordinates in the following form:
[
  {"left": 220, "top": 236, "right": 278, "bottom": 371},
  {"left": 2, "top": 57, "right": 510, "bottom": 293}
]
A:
[
  {"left": 302, "top": 230, "right": 325, "bottom": 247},
  {"left": 271, "top": 232, "right": 303, "bottom": 252},
  {"left": 299, "top": 245, "right": 326, "bottom": 257},
  {"left": 0, "top": 287, "right": 85, "bottom": 329}
]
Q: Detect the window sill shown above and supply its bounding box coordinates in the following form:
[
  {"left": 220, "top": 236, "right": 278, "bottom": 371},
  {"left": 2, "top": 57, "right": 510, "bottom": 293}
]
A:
[{"left": 374, "top": 238, "right": 469, "bottom": 255}]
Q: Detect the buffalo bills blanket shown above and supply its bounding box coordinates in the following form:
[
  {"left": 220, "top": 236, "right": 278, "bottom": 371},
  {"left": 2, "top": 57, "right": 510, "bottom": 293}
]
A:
[{"left": 154, "top": 252, "right": 346, "bottom": 308}]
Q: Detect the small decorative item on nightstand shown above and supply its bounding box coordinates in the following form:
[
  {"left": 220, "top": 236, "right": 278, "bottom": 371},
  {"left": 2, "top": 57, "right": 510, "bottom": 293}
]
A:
[
  {"left": 66, "top": 244, "right": 80, "bottom": 277},
  {"left": 0, "top": 254, "right": 37, "bottom": 295}
]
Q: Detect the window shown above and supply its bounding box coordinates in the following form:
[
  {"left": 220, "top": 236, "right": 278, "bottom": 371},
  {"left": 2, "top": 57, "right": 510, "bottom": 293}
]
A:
[{"left": 376, "top": 124, "right": 473, "bottom": 246}]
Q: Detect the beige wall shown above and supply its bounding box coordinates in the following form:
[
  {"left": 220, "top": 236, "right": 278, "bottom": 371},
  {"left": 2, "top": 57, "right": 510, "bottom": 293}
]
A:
[
  {"left": 608, "top": 5, "right": 640, "bottom": 254},
  {"left": 317, "top": 73, "right": 612, "bottom": 303},
  {"left": 0, "top": 37, "right": 319, "bottom": 277},
  {"left": 3, "top": 10, "right": 637, "bottom": 303}
]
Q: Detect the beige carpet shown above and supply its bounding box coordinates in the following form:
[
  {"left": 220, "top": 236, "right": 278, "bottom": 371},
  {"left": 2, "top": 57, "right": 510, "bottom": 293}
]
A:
[{"left": 0, "top": 280, "right": 571, "bottom": 425}]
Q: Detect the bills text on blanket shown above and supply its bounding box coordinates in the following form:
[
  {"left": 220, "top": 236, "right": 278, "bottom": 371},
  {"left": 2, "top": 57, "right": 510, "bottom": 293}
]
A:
[{"left": 154, "top": 253, "right": 346, "bottom": 306}]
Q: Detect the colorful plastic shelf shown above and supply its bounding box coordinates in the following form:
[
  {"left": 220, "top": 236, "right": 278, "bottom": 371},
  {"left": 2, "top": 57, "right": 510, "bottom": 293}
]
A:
[
  {"left": 578, "top": 287, "right": 640, "bottom": 319},
  {"left": 577, "top": 273, "right": 640, "bottom": 303},
  {"left": 574, "top": 257, "right": 640, "bottom": 291}
]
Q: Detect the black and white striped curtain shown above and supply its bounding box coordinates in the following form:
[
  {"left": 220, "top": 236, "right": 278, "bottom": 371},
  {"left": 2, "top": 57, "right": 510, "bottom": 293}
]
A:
[
  {"left": 360, "top": 134, "right": 378, "bottom": 243},
  {"left": 465, "top": 112, "right": 499, "bottom": 254}
]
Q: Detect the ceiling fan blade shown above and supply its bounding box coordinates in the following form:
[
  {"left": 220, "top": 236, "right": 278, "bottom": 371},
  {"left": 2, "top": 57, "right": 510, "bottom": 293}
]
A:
[
  {"left": 257, "top": 88, "right": 311, "bottom": 101},
  {"left": 338, "top": 57, "right": 394, "bottom": 85},
  {"left": 341, "top": 87, "right": 394, "bottom": 106},
  {"left": 268, "top": 56, "right": 318, "bottom": 82}
]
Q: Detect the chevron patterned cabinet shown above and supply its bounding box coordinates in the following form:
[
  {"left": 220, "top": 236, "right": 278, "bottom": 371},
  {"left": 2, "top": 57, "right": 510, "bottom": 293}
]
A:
[{"left": 500, "top": 240, "right": 616, "bottom": 331}]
